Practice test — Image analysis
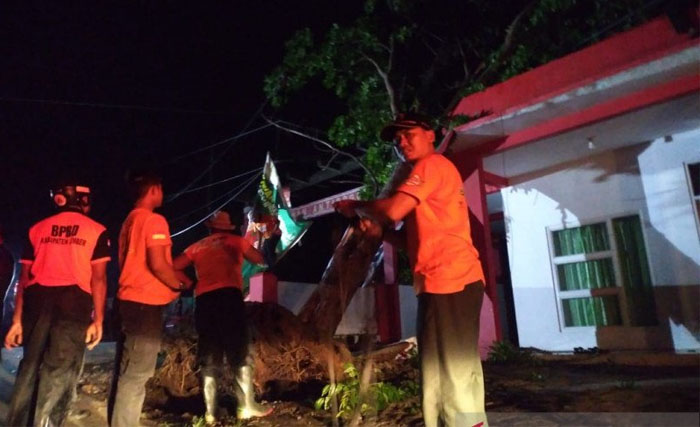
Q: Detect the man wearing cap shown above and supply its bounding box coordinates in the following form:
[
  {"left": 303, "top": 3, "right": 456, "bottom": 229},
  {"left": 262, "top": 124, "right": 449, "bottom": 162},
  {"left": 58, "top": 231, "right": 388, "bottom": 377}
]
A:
[
  {"left": 335, "top": 113, "right": 487, "bottom": 427},
  {"left": 4, "top": 183, "right": 109, "bottom": 426},
  {"left": 109, "top": 171, "right": 189, "bottom": 427},
  {"left": 173, "top": 210, "right": 271, "bottom": 423}
]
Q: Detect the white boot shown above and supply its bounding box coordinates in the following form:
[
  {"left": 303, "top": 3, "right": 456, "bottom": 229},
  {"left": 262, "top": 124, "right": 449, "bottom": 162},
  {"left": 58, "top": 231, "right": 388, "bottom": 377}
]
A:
[
  {"left": 235, "top": 366, "right": 272, "bottom": 419},
  {"left": 202, "top": 375, "right": 218, "bottom": 424}
]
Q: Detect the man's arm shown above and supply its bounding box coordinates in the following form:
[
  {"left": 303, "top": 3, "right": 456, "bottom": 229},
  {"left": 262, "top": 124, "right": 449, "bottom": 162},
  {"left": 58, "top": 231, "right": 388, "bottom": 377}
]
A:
[
  {"left": 243, "top": 245, "right": 266, "bottom": 266},
  {"left": 172, "top": 253, "right": 194, "bottom": 288},
  {"left": 4, "top": 264, "right": 30, "bottom": 349},
  {"left": 85, "top": 261, "right": 107, "bottom": 350},
  {"left": 335, "top": 192, "right": 418, "bottom": 225},
  {"left": 147, "top": 245, "right": 186, "bottom": 291}
]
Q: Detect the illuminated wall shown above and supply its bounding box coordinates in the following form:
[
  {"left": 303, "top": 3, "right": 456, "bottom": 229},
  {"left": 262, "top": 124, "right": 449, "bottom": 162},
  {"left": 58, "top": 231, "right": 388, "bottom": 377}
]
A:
[{"left": 501, "top": 129, "right": 700, "bottom": 351}]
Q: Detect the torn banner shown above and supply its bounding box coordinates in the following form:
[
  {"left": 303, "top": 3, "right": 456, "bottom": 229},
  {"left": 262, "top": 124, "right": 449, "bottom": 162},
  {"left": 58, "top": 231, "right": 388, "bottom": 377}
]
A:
[{"left": 242, "top": 153, "right": 311, "bottom": 284}]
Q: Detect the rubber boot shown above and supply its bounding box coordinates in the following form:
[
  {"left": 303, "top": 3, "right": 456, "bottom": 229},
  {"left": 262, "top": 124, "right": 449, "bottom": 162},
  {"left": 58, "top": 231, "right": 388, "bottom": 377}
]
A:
[
  {"left": 202, "top": 375, "right": 218, "bottom": 425},
  {"left": 234, "top": 366, "right": 272, "bottom": 419},
  {"left": 37, "top": 415, "right": 56, "bottom": 427}
]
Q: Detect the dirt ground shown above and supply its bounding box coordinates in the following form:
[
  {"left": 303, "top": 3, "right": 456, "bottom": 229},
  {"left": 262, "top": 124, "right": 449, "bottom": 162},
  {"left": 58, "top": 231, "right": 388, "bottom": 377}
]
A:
[{"left": 60, "top": 348, "right": 700, "bottom": 427}]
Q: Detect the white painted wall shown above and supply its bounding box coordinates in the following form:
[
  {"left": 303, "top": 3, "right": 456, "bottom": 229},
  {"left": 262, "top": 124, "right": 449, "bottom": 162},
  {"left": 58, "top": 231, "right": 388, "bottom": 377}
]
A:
[
  {"left": 639, "top": 130, "right": 700, "bottom": 351},
  {"left": 277, "top": 281, "right": 317, "bottom": 315},
  {"left": 335, "top": 287, "right": 377, "bottom": 335},
  {"left": 276, "top": 281, "right": 418, "bottom": 339},
  {"left": 638, "top": 130, "right": 700, "bottom": 285},
  {"left": 501, "top": 131, "right": 700, "bottom": 351},
  {"left": 277, "top": 281, "right": 380, "bottom": 335}
]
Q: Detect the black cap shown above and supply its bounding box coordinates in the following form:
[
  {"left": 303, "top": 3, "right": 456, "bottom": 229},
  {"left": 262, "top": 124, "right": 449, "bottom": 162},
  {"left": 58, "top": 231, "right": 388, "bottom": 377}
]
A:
[{"left": 379, "top": 112, "right": 433, "bottom": 141}]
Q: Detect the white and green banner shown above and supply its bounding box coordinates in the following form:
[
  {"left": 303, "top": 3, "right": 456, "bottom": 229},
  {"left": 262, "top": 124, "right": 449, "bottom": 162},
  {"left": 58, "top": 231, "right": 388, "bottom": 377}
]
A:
[{"left": 242, "top": 153, "right": 311, "bottom": 283}]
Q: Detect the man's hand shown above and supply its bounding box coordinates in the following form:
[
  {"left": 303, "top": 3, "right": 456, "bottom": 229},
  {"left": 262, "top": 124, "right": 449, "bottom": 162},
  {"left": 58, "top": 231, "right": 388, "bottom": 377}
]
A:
[
  {"left": 358, "top": 218, "right": 383, "bottom": 239},
  {"left": 147, "top": 245, "right": 187, "bottom": 291},
  {"left": 85, "top": 321, "right": 103, "bottom": 350},
  {"left": 4, "top": 323, "right": 23, "bottom": 349},
  {"left": 334, "top": 200, "right": 358, "bottom": 218}
]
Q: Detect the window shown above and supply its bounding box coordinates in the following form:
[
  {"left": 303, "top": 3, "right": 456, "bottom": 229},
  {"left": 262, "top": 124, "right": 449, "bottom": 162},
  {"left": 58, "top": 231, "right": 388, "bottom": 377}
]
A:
[
  {"left": 549, "top": 215, "right": 656, "bottom": 328},
  {"left": 687, "top": 162, "right": 700, "bottom": 236}
]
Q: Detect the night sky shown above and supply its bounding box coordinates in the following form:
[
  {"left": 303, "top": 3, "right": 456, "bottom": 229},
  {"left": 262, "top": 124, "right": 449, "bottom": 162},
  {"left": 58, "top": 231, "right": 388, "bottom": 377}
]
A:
[{"left": 0, "top": 1, "right": 363, "bottom": 265}]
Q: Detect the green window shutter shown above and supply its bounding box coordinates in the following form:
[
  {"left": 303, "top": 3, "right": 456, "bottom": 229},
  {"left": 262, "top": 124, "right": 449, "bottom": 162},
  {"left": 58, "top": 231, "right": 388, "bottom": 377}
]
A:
[
  {"left": 557, "top": 259, "right": 616, "bottom": 291},
  {"left": 562, "top": 296, "right": 621, "bottom": 327},
  {"left": 553, "top": 223, "right": 609, "bottom": 256},
  {"left": 613, "top": 215, "right": 657, "bottom": 326}
]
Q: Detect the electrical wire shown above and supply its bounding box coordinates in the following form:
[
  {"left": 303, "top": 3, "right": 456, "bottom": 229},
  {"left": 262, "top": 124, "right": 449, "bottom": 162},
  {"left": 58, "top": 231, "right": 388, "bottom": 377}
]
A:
[
  {"left": 172, "top": 167, "right": 262, "bottom": 196},
  {"left": 264, "top": 117, "right": 380, "bottom": 196},
  {"left": 169, "top": 173, "right": 260, "bottom": 223},
  {"left": 170, "top": 172, "right": 260, "bottom": 238},
  {"left": 166, "top": 100, "right": 269, "bottom": 203},
  {"left": 0, "top": 96, "right": 230, "bottom": 115},
  {"left": 165, "top": 123, "right": 273, "bottom": 164}
]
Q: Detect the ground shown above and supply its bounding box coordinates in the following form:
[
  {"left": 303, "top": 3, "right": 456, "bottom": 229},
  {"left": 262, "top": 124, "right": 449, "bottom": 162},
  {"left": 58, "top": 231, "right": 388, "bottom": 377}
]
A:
[{"left": 48, "top": 345, "right": 699, "bottom": 427}]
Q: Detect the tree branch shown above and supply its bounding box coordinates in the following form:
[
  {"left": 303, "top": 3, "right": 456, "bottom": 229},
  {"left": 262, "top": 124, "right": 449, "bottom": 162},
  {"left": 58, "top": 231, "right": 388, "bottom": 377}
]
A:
[
  {"left": 320, "top": 152, "right": 339, "bottom": 170},
  {"left": 420, "top": 38, "right": 439, "bottom": 56},
  {"left": 458, "top": 40, "right": 470, "bottom": 82},
  {"left": 442, "top": 0, "right": 539, "bottom": 116},
  {"left": 263, "top": 117, "right": 380, "bottom": 196},
  {"left": 361, "top": 51, "right": 397, "bottom": 117},
  {"left": 376, "top": 41, "right": 391, "bottom": 54},
  {"left": 473, "top": 0, "right": 538, "bottom": 85}
]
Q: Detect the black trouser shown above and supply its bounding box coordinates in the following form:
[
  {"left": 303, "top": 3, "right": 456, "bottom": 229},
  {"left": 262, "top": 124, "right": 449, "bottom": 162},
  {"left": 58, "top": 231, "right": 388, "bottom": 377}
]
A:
[
  {"left": 195, "top": 288, "right": 250, "bottom": 376},
  {"left": 417, "top": 281, "right": 487, "bottom": 427},
  {"left": 5, "top": 284, "right": 92, "bottom": 427}
]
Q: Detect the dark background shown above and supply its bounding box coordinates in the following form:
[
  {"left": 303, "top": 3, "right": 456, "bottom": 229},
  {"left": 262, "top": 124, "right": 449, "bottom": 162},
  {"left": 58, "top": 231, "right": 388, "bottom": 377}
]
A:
[{"left": 0, "top": 1, "right": 364, "bottom": 285}]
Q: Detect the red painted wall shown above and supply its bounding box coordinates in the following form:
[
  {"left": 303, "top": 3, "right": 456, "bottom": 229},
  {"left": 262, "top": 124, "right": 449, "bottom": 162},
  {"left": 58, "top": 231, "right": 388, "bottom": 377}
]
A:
[
  {"left": 453, "top": 16, "right": 696, "bottom": 125},
  {"left": 450, "top": 151, "right": 501, "bottom": 352}
]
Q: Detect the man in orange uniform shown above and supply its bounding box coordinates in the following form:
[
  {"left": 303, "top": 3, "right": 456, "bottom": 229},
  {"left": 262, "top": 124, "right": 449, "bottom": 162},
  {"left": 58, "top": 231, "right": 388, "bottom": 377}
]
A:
[
  {"left": 109, "top": 171, "right": 188, "bottom": 427},
  {"left": 4, "top": 183, "right": 109, "bottom": 426},
  {"left": 335, "top": 113, "right": 487, "bottom": 427},
  {"left": 173, "top": 210, "right": 271, "bottom": 424}
]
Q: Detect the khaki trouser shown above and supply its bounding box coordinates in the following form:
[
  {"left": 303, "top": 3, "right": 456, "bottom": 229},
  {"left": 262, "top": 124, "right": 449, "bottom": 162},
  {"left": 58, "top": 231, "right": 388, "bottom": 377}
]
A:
[
  {"left": 108, "top": 300, "right": 165, "bottom": 427},
  {"left": 417, "top": 281, "right": 487, "bottom": 427}
]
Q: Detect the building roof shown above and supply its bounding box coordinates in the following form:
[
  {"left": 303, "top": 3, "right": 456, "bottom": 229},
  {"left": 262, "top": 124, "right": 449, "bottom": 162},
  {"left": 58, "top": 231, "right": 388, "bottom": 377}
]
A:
[{"left": 448, "top": 15, "right": 699, "bottom": 157}]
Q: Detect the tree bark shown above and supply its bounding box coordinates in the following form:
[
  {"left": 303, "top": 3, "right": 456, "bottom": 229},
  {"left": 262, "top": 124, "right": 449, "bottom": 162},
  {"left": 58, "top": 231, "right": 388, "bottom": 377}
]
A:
[{"left": 297, "top": 161, "right": 412, "bottom": 339}]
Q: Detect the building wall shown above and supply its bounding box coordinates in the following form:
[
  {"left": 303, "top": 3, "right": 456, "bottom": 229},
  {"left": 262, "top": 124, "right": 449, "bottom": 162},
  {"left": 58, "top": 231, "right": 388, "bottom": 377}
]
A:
[
  {"left": 638, "top": 130, "right": 700, "bottom": 284},
  {"left": 502, "top": 129, "right": 700, "bottom": 351},
  {"left": 276, "top": 281, "right": 419, "bottom": 340},
  {"left": 638, "top": 129, "right": 700, "bottom": 350},
  {"left": 277, "top": 281, "right": 379, "bottom": 335}
]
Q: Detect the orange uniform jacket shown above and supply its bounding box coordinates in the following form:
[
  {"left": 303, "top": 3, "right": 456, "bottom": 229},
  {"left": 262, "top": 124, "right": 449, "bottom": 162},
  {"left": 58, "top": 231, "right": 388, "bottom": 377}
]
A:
[
  {"left": 396, "top": 153, "right": 485, "bottom": 294},
  {"left": 183, "top": 232, "right": 253, "bottom": 297},
  {"left": 20, "top": 211, "right": 110, "bottom": 294},
  {"left": 117, "top": 208, "right": 178, "bottom": 305}
]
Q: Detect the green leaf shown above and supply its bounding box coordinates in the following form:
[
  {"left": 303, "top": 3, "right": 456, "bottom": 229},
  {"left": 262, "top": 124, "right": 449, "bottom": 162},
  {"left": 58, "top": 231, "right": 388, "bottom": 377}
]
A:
[{"left": 265, "top": 0, "right": 662, "bottom": 218}]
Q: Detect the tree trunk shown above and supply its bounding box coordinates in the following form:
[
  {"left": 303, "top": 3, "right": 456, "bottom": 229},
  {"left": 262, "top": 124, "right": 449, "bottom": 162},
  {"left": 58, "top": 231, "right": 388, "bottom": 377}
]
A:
[{"left": 297, "top": 161, "right": 412, "bottom": 339}]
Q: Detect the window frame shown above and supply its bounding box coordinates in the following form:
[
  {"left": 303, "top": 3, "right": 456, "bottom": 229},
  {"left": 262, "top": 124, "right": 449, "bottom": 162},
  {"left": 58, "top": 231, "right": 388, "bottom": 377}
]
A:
[
  {"left": 547, "top": 211, "right": 653, "bottom": 330},
  {"left": 684, "top": 161, "right": 700, "bottom": 241}
]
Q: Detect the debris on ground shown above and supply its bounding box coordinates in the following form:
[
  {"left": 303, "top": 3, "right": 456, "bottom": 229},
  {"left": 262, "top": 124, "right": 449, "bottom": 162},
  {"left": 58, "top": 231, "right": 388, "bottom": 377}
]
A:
[{"left": 61, "top": 337, "right": 699, "bottom": 426}]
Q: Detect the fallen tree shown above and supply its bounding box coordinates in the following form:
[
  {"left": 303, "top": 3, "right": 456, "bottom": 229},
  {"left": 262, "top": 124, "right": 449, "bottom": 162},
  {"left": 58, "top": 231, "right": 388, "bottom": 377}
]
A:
[
  {"left": 297, "top": 162, "right": 412, "bottom": 339},
  {"left": 152, "top": 302, "right": 352, "bottom": 398},
  {"left": 151, "top": 165, "right": 410, "bottom": 399}
]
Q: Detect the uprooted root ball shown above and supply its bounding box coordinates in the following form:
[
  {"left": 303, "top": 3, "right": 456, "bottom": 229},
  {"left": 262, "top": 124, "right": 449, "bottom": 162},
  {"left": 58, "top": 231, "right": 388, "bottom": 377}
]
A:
[{"left": 151, "top": 302, "right": 352, "bottom": 398}]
